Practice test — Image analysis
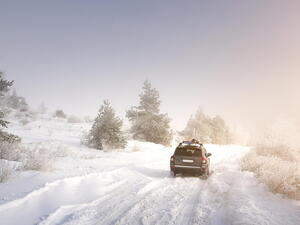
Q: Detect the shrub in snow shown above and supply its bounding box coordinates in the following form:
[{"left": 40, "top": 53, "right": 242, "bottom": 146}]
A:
[
  {"left": 0, "top": 142, "right": 21, "bottom": 161},
  {"left": 84, "top": 116, "right": 93, "bottom": 123},
  {"left": 0, "top": 160, "right": 12, "bottom": 182},
  {"left": 1, "top": 141, "right": 53, "bottom": 172},
  {"left": 22, "top": 145, "right": 53, "bottom": 171},
  {"left": 67, "top": 115, "right": 82, "bottom": 123},
  {"left": 132, "top": 145, "right": 140, "bottom": 152},
  {"left": 86, "top": 100, "right": 127, "bottom": 150},
  {"left": 131, "top": 143, "right": 141, "bottom": 152},
  {"left": 126, "top": 80, "right": 172, "bottom": 146},
  {"left": 241, "top": 118, "right": 300, "bottom": 199},
  {"left": 20, "top": 118, "right": 30, "bottom": 126},
  {"left": 241, "top": 145, "right": 300, "bottom": 200},
  {"left": 180, "top": 109, "right": 232, "bottom": 144},
  {"left": 241, "top": 118, "right": 300, "bottom": 201},
  {"left": 54, "top": 110, "right": 67, "bottom": 118},
  {"left": 0, "top": 131, "right": 21, "bottom": 144},
  {"left": 6, "top": 90, "right": 29, "bottom": 111}
]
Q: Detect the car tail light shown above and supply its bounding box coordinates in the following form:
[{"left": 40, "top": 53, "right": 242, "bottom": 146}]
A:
[
  {"left": 201, "top": 157, "right": 207, "bottom": 164},
  {"left": 170, "top": 155, "right": 174, "bottom": 162}
]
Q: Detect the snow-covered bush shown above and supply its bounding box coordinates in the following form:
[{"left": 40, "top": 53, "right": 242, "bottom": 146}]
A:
[
  {"left": 5, "top": 90, "right": 29, "bottom": 111},
  {"left": 22, "top": 145, "right": 53, "bottom": 171},
  {"left": 131, "top": 143, "right": 141, "bottom": 152},
  {"left": 0, "top": 160, "right": 12, "bottom": 182},
  {"left": 81, "top": 131, "right": 89, "bottom": 146},
  {"left": 0, "top": 142, "right": 21, "bottom": 161},
  {"left": 1, "top": 141, "right": 53, "bottom": 172},
  {"left": 241, "top": 119, "right": 300, "bottom": 200},
  {"left": 67, "top": 115, "right": 82, "bottom": 123},
  {"left": 241, "top": 145, "right": 300, "bottom": 200},
  {"left": 20, "top": 118, "right": 30, "bottom": 126},
  {"left": 54, "top": 110, "right": 67, "bottom": 118},
  {"left": 84, "top": 116, "right": 93, "bottom": 123},
  {"left": 126, "top": 80, "right": 172, "bottom": 146},
  {"left": 0, "top": 131, "right": 21, "bottom": 144},
  {"left": 86, "top": 100, "right": 127, "bottom": 150}
]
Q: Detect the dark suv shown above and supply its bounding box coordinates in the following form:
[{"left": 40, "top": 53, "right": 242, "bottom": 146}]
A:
[{"left": 170, "top": 140, "right": 212, "bottom": 178}]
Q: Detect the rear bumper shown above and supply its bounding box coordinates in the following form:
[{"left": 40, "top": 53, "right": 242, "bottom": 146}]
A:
[
  {"left": 174, "top": 165, "right": 201, "bottom": 169},
  {"left": 170, "top": 164, "right": 206, "bottom": 174}
]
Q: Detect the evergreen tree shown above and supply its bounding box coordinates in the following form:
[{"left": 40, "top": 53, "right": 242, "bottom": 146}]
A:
[
  {"left": 8, "top": 90, "right": 19, "bottom": 109},
  {"left": 0, "top": 72, "right": 20, "bottom": 143},
  {"left": 211, "top": 115, "right": 231, "bottom": 144},
  {"left": 0, "top": 72, "right": 13, "bottom": 129},
  {"left": 126, "top": 80, "right": 172, "bottom": 146},
  {"left": 181, "top": 110, "right": 212, "bottom": 143},
  {"left": 87, "top": 100, "right": 127, "bottom": 150},
  {"left": 6, "top": 89, "right": 29, "bottom": 110},
  {"left": 181, "top": 110, "right": 231, "bottom": 145}
]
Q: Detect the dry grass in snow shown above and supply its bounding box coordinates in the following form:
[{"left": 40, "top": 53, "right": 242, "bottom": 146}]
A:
[{"left": 241, "top": 119, "right": 300, "bottom": 200}]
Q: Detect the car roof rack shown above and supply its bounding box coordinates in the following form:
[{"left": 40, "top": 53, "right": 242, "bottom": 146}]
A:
[{"left": 178, "top": 140, "right": 203, "bottom": 148}]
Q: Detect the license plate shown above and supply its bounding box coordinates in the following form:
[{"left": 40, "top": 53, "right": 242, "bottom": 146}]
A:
[{"left": 182, "top": 159, "right": 194, "bottom": 163}]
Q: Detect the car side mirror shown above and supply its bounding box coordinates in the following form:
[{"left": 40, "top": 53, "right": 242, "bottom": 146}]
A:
[{"left": 206, "top": 153, "right": 212, "bottom": 157}]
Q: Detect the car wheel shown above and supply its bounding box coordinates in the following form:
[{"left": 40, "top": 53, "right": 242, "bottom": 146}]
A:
[
  {"left": 170, "top": 170, "right": 176, "bottom": 177},
  {"left": 206, "top": 167, "right": 210, "bottom": 176},
  {"left": 205, "top": 167, "right": 210, "bottom": 178}
]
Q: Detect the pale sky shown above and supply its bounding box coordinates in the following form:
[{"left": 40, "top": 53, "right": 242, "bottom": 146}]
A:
[{"left": 1, "top": 0, "right": 299, "bottom": 131}]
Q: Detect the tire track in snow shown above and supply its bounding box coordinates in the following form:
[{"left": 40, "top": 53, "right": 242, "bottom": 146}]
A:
[
  {"left": 0, "top": 168, "right": 139, "bottom": 225},
  {"left": 114, "top": 177, "right": 186, "bottom": 225},
  {"left": 172, "top": 178, "right": 207, "bottom": 225},
  {"left": 39, "top": 178, "right": 149, "bottom": 225},
  {"left": 170, "top": 153, "right": 244, "bottom": 225},
  {"left": 42, "top": 167, "right": 199, "bottom": 225},
  {"left": 51, "top": 175, "right": 176, "bottom": 225},
  {"left": 112, "top": 176, "right": 206, "bottom": 225},
  {"left": 187, "top": 156, "right": 244, "bottom": 225}
]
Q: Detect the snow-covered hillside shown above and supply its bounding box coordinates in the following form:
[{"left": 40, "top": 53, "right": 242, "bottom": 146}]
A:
[{"left": 0, "top": 114, "right": 300, "bottom": 225}]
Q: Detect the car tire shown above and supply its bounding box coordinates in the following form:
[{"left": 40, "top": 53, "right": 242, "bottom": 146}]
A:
[
  {"left": 203, "top": 167, "right": 209, "bottom": 179},
  {"left": 170, "top": 170, "right": 176, "bottom": 177}
]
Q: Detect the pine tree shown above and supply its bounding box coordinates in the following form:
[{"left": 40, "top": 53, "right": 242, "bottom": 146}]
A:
[
  {"left": 211, "top": 115, "right": 231, "bottom": 144},
  {"left": 0, "top": 72, "right": 13, "bottom": 129},
  {"left": 126, "top": 80, "right": 172, "bottom": 146},
  {"left": 87, "top": 100, "right": 127, "bottom": 150},
  {"left": 181, "top": 110, "right": 212, "bottom": 143},
  {"left": 8, "top": 90, "right": 19, "bottom": 109},
  {"left": 181, "top": 110, "right": 231, "bottom": 145},
  {"left": 6, "top": 89, "right": 28, "bottom": 111},
  {"left": 0, "top": 72, "right": 20, "bottom": 143}
]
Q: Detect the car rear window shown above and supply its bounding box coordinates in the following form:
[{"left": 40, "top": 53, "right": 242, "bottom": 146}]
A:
[{"left": 175, "top": 148, "right": 202, "bottom": 156}]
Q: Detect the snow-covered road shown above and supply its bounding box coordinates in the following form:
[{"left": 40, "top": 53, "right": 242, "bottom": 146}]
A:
[
  {"left": 1, "top": 143, "right": 300, "bottom": 225},
  {"left": 1, "top": 118, "right": 300, "bottom": 225}
]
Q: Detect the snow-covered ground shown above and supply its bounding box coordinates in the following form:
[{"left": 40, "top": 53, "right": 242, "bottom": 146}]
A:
[{"left": 1, "top": 114, "right": 300, "bottom": 225}]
